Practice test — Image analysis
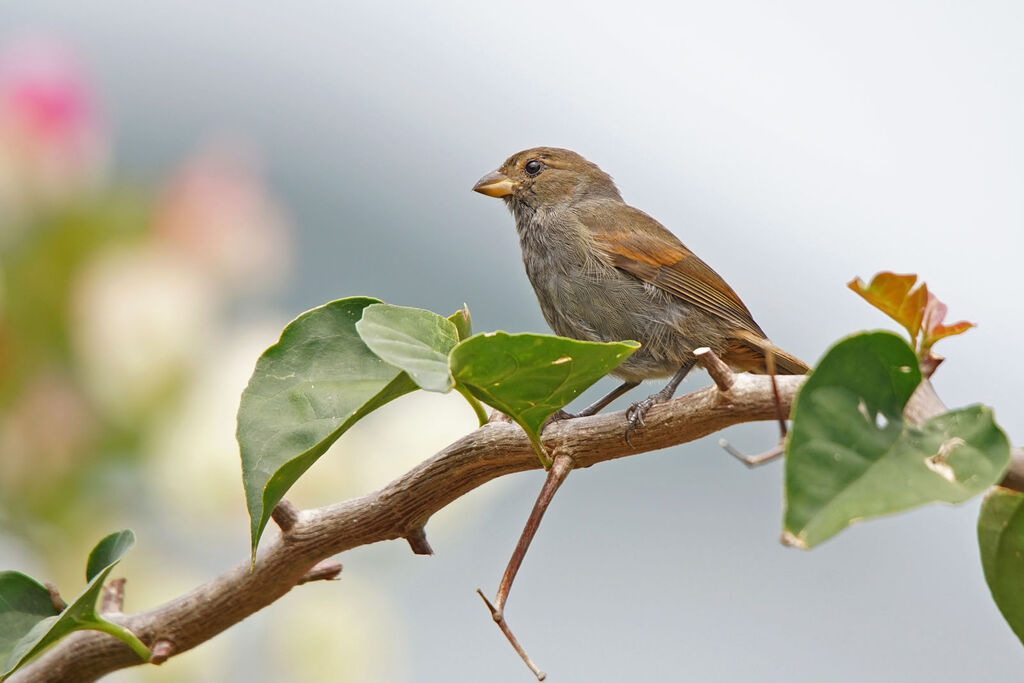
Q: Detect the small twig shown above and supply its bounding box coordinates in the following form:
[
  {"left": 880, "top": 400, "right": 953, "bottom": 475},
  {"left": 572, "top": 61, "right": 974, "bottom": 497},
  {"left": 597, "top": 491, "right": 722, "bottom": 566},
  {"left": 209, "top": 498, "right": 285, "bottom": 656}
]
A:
[
  {"left": 478, "top": 452, "right": 574, "bottom": 680},
  {"left": 477, "top": 590, "right": 546, "bottom": 681},
  {"left": 100, "top": 578, "right": 126, "bottom": 614},
  {"left": 148, "top": 640, "right": 174, "bottom": 665},
  {"left": 405, "top": 526, "right": 434, "bottom": 555},
  {"left": 720, "top": 439, "right": 784, "bottom": 467},
  {"left": 769, "top": 371, "right": 787, "bottom": 438},
  {"left": 694, "top": 347, "right": 734, "bottom": 392},
  {"left": 43, "top": 583, "right": 66, "bottom": 613},
  {"left": 297, "top": 560, "right": 343, "bottom": 585},
  {"left": 493, "top": 453, "right": 573, "bottom": 613},
  {"left": 271, "top": 500, "right": 300, "bottom": 532}
]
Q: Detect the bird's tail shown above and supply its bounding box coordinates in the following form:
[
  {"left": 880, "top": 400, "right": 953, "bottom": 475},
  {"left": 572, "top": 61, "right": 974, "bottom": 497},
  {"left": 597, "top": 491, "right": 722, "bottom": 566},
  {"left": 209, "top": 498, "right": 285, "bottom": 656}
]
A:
[{"left": 731, "top": 329, "right": 810, "bottom": 375}]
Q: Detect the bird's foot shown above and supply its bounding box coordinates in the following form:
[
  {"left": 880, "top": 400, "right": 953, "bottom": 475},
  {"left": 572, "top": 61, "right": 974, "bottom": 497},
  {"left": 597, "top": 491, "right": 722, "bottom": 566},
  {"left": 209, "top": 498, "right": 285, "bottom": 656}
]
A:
[
  {"left": 624, "top": 384, "right": 680, "bottom": 445},
  {"left": 543, "top": 409, "right": 577, "bottom": 428},
  {"left": 624, "top": 398, "right": 656, "bottom": 445}
]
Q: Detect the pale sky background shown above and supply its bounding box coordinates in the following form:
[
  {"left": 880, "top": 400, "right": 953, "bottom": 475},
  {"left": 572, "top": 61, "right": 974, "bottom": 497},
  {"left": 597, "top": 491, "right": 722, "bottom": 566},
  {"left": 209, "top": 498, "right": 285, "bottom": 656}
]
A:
[{"left": 4, "top": 1, "right": 1024, "bottom": 681}]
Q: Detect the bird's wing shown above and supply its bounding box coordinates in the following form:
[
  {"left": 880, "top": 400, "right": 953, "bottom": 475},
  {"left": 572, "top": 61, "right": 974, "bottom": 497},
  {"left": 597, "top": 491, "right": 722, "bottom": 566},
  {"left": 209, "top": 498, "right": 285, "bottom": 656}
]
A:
[{"left": 579, "top": 203, "right": 767, "bottom": 338}]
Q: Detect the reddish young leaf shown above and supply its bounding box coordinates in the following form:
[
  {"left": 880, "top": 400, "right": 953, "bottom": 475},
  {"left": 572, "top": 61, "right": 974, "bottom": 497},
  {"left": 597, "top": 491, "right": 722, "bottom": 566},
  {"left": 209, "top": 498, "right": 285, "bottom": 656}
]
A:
[
  {"left": 920, "top": 292, "right": 975, "bottom": 353},
  {"left": 847, "top": 272, "right": 928, "bottom": 341}
]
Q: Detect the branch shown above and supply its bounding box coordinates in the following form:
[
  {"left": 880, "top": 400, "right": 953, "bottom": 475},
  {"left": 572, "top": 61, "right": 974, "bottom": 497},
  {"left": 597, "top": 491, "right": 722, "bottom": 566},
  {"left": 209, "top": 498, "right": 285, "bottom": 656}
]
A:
[{"left": 10, "top": 372, "right": 1022, "bottom": 681}]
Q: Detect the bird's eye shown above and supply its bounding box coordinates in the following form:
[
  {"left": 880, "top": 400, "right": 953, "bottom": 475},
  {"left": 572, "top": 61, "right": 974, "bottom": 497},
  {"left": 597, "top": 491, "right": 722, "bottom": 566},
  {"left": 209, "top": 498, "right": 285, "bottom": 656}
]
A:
[{"left": 524, "top": 159, "right": 543, "bottom": 176}]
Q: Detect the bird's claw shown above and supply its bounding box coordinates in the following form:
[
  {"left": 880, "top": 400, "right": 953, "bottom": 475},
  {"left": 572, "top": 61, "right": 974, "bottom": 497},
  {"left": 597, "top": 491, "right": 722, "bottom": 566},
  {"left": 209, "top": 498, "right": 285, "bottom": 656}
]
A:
[
  {"left": 541, "top": 409, "right": 577, "bottom": 432},
  {"left": 624, "top": 399, "right": 654, "bottom": 445}
]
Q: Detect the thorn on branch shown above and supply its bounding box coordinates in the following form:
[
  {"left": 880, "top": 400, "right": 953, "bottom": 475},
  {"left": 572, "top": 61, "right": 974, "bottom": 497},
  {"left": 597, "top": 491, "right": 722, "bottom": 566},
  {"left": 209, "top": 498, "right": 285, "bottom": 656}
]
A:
[
  {"left": 694, "top": 347, "right": 734, "bottom": 391},
  {"left": 149, "top": 639, "right": 175, "bottom": 665},
  {"left": 44, "top": 582, "right": 66, "bottom": 612},
  {"left": 720, "top": 438, "right": 785, "bottom": 467},
  {"left": 920, "top": 352, "right": 944, "bottom": 379},
  {"left": 100, "top": 578, "right": 126, "bottom": 614},
  {"left": 405, "top": 526, "right": 434, "bottom": 555},
  {"left": 271, "top": 499, "right": 300, "bottom": 532},
  {"left": 298, "top": 560, "right": 343, "bottom": 585}
]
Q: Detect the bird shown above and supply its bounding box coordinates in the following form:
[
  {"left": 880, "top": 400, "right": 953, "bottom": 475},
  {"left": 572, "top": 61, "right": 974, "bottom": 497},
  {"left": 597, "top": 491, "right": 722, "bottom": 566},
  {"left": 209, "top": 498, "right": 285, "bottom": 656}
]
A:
[{"left": 472, "top": 147, "right": 808, "bottom": 437}]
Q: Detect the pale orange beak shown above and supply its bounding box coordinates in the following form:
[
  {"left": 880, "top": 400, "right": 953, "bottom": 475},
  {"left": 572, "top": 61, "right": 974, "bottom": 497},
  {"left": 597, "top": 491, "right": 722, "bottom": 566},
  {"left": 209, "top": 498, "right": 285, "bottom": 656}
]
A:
[{"left": 472, "top": 170, "right": 515, "bottom": 198}]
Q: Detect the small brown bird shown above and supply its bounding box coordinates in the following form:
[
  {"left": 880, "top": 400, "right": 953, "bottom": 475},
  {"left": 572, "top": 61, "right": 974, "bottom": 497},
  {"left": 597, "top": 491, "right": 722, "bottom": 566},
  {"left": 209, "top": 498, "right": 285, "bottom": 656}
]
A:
[{"left": 473, "top": 147, "right": 808, "bottom": 434}]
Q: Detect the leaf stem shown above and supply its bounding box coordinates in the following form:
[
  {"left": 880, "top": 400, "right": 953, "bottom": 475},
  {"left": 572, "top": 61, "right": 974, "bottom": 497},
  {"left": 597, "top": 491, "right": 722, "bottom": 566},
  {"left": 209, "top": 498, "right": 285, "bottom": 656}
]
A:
[
  {"left": 87, "top": 618, "right": 151, "bottom": 661},
  {"left": 455, "top": 384, "right": 489, "bottom": 426}
]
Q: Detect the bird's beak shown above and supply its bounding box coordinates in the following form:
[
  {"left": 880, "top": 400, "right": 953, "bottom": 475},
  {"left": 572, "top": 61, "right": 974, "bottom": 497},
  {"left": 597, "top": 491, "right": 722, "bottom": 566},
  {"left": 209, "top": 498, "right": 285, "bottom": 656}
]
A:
[{"left": 472, "top": 170, "right": 514, "bottom": 198}]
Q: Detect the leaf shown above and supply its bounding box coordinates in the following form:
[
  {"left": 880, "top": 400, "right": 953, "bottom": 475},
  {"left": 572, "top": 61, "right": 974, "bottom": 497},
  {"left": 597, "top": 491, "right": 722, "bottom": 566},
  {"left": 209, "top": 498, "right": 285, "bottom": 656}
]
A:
[
  {"left": 446, "top": 306, "right": 491, "bottom": 426},
  {"left": 449, "top": 332, "right": 639, "bottom": 465},
  {"left": 978, "top": 487, "right": 1024, "bottom": 645},
  {"left": 86, "top": 529, "right": 136, "bottom": 582},
  {"left": 920, "top": 292, "right": 975, "bottom": 354},
  {"left": 784, "top": 332, "right": 1010, "bottom": 548},
  {"left": 238, "top": 297, "right": 417, "bottom": 558},
  {"left": 849, "top": 272, "right": 975, "bottom": 356},
  {"left": 0, "top": 574, "right": 58, "bottom": 671},
  {"left": 447, "top": 304, "right": 472, "bottom": 341},
  {"left": 356, "top": 304, "right": 459, "bottom": 393},
  {"left": 1, "top": 530, "right": 147, "bottom": 680},
  {"left": 847, "top": 272, "right": 928, "bottom": 341}
]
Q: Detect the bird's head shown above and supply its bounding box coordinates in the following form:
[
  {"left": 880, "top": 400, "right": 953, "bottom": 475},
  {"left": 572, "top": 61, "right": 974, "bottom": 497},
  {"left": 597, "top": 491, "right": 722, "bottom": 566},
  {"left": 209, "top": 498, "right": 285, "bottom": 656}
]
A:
[{"left": 472, "top": 147, "right": 621, "bottom": 211}]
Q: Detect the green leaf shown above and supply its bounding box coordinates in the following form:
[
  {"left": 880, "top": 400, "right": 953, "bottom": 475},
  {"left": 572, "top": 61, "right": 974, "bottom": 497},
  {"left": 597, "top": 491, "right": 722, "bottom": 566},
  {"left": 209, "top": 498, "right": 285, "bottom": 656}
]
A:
[
  {"left": 356, "top": 304, "right": 459, "bottom": 393},
  {"left": 447, "top": 305, "right": 472, "bottom": 341},
  {"left": 238, "top": 297, "right": 417, "bottom": 558},
  {"left": 445, "top": 305, "right": 489, "bottom": 426},
  {"left": 0, "top": 574, "right": 58, "bottom": 672},
  {"left": 450, "top": 332, "right": 639, "bottom": 465},
  {"left": 784, "top": 332, "right": 1010, "bottom": 548},
  {"left": 979, "top": 487, "right": 1024, "bottom": 645},
  {"left": 1, "top": 530, "right": 146, "bottom": 680},
  {"left": 86, "top": 529, "right": 136, "bottom": 582}
]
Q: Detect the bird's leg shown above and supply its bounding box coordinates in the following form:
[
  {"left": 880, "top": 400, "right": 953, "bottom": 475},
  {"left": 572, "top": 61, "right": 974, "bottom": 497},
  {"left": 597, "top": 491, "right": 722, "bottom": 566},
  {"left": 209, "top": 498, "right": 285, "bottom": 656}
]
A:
[
  {"left": 545, "top": 380, "right": 640, "bottom": 424},
  {"left": 624, "top": 361, "right": 696, "bottom": 443},
  {"left": 577, "top": 380, "right": 641, "bottom": 417}
]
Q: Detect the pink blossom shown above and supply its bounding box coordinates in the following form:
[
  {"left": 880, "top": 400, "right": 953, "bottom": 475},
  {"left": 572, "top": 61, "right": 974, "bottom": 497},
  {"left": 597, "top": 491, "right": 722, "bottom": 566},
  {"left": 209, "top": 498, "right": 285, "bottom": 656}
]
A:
[
  {"left": 0, "top": 36, "right": 107, "bottom": 220},
  {"left": 153, "top": 142, "right": 292, "bottom": 296}
]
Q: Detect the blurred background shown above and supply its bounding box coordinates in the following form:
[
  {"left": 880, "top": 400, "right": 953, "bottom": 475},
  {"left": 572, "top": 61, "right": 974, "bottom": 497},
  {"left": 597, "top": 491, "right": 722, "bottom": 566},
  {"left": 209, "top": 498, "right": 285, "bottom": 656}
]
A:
[{"left": 1, "top": 1, "right": 1022, "bottom": 681}]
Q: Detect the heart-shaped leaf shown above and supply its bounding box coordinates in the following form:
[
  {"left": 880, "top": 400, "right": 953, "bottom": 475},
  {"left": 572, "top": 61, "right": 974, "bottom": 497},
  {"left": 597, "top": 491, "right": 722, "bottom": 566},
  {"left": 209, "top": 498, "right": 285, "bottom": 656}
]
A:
[
  {"left": 450, "top": 332, "right": 639, "bottom": 465},
  {"left": 238, "top": 297, "right": 417, "bottom": 558},
  {"left": 978, "top": 487, "right": 1024, "bottom": 645},
  {"left": 1, "top": 530, "right": 146, "bottom": 680},
  {"left": 784, "top": 332, "right": 1009, "bottom": 548},
  {"left": 356, "top": 303, "right": 459, "bottom": 393}
]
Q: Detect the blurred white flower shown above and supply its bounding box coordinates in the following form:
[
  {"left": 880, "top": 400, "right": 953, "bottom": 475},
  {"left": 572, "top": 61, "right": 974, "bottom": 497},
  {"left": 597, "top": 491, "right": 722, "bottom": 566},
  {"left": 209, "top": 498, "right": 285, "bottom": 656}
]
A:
[
  {"left": 70, "top": 243, "right": 216, "bottom": 425},
  {"left": 0, "top": 36, "right": 108, "bottom": 228},
  {"left": 153, "top": 143, "right": 291, "bottom": 297},
  {"left": 145, "top": 320, "right": 287, "bottom": 524}
]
